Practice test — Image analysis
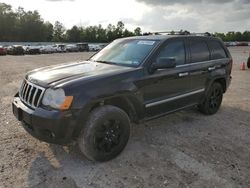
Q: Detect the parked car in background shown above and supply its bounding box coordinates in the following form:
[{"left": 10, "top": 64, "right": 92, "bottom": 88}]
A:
[
  {"left": 224, "top": 42, "right": 230, "bottom": 47},
  {"left": 66, "top": 44, "right": 79, "bottom": 52},
  {"left": 6, "top": 45, "right": 25, "bottom": 55},
  {"left": 99, "top": 44, "right": 108, "bottom": 49},
  {"left": 54, "top": 44, "right": 67, "bottom": 53},
  {"left": 0, "top": 46, "right": 7, "bottom": 55},
  {"left": 89, "top": 44, "right": 107, "bottom": 51},
  {"left": 25, "top": 46, "right": 41, "bottom": 55},
  {"left": 236, "top": 42, "right": 248, "bottom": 46},
  {"left": 40, "top": 45, "right": 57, "bottom": 54},
  {"left": 89, "top": 44, "right": 107, "bottom": 52},
  {"left": 88, "top": 44, "right": 99, "bottom": 52},
  {"left": 227, "top": 42, "right": 236, "bottom": 47},
  {"left": 76, "top": 43, "right": 89, "bottom": 52}
]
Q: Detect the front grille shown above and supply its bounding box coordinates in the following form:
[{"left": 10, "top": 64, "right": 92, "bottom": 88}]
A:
[{"left": 19, "top": 80, "right": 45, "bottom": 108}]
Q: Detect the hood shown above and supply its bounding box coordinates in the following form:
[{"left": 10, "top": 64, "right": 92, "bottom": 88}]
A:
[{"left": 26, "top": 61, "right": 133, "bottom": 87}]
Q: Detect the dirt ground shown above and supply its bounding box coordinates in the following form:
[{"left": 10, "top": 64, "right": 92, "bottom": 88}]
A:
[{"left": 0, "top": 47, "right": 250, "bottom": 188}]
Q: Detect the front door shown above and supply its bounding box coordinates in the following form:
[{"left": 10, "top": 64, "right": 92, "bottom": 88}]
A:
[{"left": 138, "top": 39, "right": 194, "bottom": 118}]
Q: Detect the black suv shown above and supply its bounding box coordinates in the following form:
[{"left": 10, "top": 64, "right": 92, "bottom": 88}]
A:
[{"left": 12, "top": 34, "right": 232, "bottom": 161}]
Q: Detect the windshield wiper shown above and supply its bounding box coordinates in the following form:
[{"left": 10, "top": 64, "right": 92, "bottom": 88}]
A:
[{"left": 94, "top": 60, "right": 118, "bottom": 65}]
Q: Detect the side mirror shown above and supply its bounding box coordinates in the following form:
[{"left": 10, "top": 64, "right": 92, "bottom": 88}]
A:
[{"left": 151, "top": 57, "right": 176, "bottom": 71}]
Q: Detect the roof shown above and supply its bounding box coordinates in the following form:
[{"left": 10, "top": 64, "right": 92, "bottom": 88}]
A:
[{"left": 124, "top": 34, "right": 218, "bottom": 41}]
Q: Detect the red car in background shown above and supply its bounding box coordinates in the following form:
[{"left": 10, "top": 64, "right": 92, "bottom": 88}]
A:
[{"left": 0, "top": 46, "right": 7, "bottom": 55}]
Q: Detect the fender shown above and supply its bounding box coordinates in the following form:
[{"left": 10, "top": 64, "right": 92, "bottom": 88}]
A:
[
  {"left": 71, "top": 86, "right": 145, "bottom": 138},
  {"left": 205, "top": 68, "right": 227, "bottom": 94}
]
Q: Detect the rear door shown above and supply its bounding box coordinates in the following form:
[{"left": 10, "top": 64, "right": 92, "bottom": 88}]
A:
[
  {"left": 207, "top": 40, "right": 231, "bottom": 86},
  {"left": 185, "top": 38, "right": 211, "bottom": 103}
]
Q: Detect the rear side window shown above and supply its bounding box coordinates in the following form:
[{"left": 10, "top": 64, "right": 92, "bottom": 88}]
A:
[
  {"left": 157, "top": 41, "right": 185, "bottom": 65},
  {"left": 208, "top": 41, "right": 227, "bottom": 60},
  {"left": 189, "top": 41, "right": 209, "bottom": 63}
]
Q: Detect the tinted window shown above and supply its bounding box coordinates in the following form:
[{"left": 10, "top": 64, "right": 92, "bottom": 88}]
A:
[
  {"left": 91, "top": 39, "right": 159, "bottom": 67},
  {"left": 190, "top": 41, "right": 209, "bottom": 63},
  {"left": 157, "top": 41, "right": 185, "bottom": 65},
  {"left": 208, "top": 41, "right": 227, "bottom": 60}
]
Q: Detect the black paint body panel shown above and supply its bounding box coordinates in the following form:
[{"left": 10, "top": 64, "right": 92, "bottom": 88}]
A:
[{"left": 12, "top": 35, "right": 232, "bottom": 144}]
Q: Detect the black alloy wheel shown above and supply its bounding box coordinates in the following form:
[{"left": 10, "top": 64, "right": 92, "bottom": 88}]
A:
[
  {"left": 78, "top": 105, "right": 130, "bottom": 162},
  {"left": 198, "top": 82, "right": 223, "bottom": 115},
  {"left": 94, "top": 120, "right": 123, "bottom": 153}
]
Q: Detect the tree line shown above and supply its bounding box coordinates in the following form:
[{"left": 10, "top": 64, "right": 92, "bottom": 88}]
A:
[
  {"left": 0, "top": 3, "right": 249, "bottom": 43},
  {"left": 214, "top": 31, "right": 250, "bottom": 42},
  {"left": 0, "top": 3, "right": 141, "bottom": 43}
]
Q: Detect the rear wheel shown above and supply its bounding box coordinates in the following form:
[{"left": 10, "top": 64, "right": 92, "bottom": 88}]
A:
[
  {"left": 78, "top": 105, "right": 130, "bottom": 162},
  {"left": 198, "top": 82, "right": 223, "bottom": 115}
]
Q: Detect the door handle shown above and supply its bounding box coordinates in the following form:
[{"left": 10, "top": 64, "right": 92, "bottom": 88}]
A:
[
  {"left": 208, "top": 66, "right": 216, "bottom": 71},
  {"left": 179, "top": 72, "right": 189, "bottom": 77}
]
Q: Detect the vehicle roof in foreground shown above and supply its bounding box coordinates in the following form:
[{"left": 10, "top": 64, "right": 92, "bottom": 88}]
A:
[{"left": 123, "top": 34, "right": 220, "bottom": 42}]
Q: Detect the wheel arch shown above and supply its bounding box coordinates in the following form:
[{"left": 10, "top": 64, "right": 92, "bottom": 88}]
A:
[
  {"left": 72, "top": 94, "right": 144, "bottom": 139},
  {"left": 214, "top": 77, "right": 226, "bottom": 93},
  {"left": 89, "top": 95, "right": 143, "bottom": 123},
  {"left": 206, "top": 76, "right": 227, "bottom": 94}
]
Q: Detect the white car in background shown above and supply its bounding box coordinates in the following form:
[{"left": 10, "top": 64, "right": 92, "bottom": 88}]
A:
[
  {"left": 40, "top": 45, "right": 57, "bottom": 54},
  {"left": 54, "top": 44, "right": 67, "bottom": 53},
  {"left": 89, "top": 44, "right": 107, "bottom": 51},
  {"left": 89, "top": 44, "right": 99, "bottom": 51},
  {"left": 229, "top": 42, "right": 237, "bottom": 46}
]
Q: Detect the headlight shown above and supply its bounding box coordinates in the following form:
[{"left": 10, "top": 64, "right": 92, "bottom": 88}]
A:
[{"left": 42, "top": 88, "right": 73, "bottom": 110}]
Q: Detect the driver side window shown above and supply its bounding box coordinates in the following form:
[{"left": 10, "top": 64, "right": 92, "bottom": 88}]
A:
[{"left": 157, "top": 41, "right": 185, "bottom": 66}]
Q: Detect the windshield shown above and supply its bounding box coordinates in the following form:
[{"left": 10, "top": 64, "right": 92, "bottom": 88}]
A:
[{"left": 90, "top": 39, "right": 159, "bottom": 67}]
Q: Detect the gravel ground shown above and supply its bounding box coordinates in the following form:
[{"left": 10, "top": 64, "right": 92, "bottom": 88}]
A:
[{"left": 0, "top": 48, "right": 250, "bottom": 188}]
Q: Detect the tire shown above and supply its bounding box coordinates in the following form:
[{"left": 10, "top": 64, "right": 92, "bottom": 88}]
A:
[
  {"left": 78, "top": 105, "right": 131, "bottom": 162},
  {"left": 247, "top": 56, "right": 250, "bottom": 69},
  {"left": 198, "top": 82, "right": 223, "bottom": 115}
]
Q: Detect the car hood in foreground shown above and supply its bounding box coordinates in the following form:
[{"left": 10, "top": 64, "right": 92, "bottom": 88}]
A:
[{"left": 26, "top": 61, "right": 134, "bottom": 87}]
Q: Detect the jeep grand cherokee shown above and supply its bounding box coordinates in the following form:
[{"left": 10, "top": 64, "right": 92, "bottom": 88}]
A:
[{"left": 12, "top": 33, "right": 232, "bottom": 161}]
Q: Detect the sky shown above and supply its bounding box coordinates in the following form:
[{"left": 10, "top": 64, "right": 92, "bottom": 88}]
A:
[{"left": 1, "top": 0, "right": 250, "bottom": 33}]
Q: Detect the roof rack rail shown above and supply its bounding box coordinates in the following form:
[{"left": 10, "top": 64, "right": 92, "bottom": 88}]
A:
[{"left": 143, "top": 31, "right": 215, "bottom": 37}]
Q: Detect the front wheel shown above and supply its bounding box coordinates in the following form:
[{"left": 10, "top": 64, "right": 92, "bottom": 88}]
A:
[
  {"left": 78, "top": 105, "right": 131, "bottom": 162},
  {"left": 198, "top": 82, "right": 223, "bottom": 115}
]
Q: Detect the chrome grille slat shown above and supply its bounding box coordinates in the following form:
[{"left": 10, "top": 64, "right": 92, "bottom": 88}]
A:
[
  {"left": 27, "top": 85, "right": 33, "bottom": 104},
  {"left": 19, "top": 80, "right": 45, "bottom": 109},
  {"left": 37, "top": 90, "right": 44, "bottom": 106},
  {"left": 32, "top": 88, "right": 38, "bottom": 107},
  {"left": 24, "top": 84, "right": 30, "bottom": 101},
  {"left": 21, "top": 82, "right": 28, "bottom": 99}
]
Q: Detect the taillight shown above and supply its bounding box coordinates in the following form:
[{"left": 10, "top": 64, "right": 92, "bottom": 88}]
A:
[{"left": 229, "top": 59, "right": 233, "bottom": 75}]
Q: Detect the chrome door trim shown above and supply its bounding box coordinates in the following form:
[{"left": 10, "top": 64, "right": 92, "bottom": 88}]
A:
[
  {"left": 178, "top": 72, "right": 189, "bottom": 77},
  {"left": 145, "top": 88, "right": 205, "bottom": 108},
  {"left": 176, "top": 58, "right": 229, "bottom": 68}
]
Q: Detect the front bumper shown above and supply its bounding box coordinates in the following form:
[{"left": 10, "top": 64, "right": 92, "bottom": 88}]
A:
[{"left": 12, "top": 97, "right": 78, "bottom": 145}]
